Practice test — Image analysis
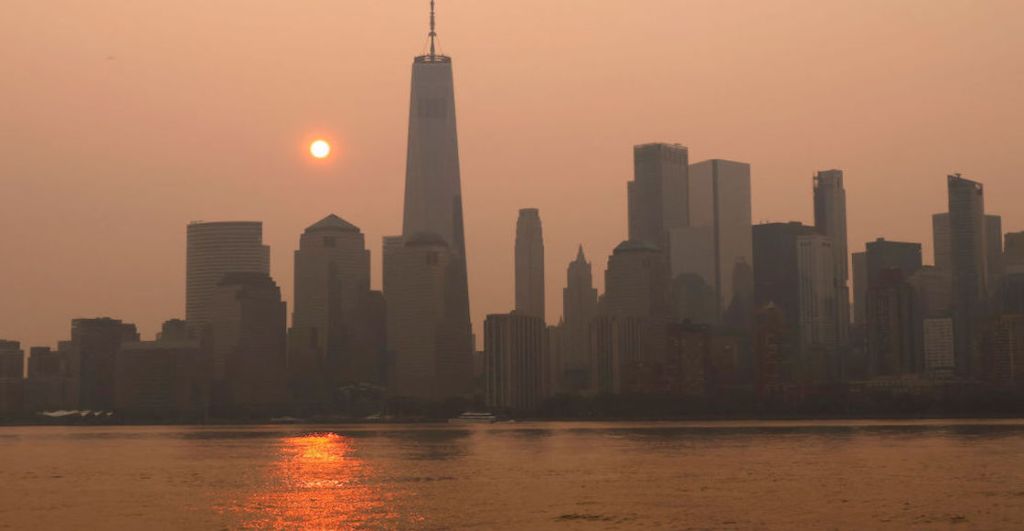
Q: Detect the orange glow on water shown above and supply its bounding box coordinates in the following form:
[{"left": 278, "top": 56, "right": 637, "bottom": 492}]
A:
[{"left": 235, "top": 433, "right": 398, "bottom": 528}]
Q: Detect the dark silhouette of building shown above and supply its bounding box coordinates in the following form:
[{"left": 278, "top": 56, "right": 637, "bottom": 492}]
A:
[
  {"left": 865, "top": 238, "right": 922, "bottom": 289},
  {"left": 628, "top": 143, "right": 688, "bottom": 251},
  {"left": 866, "top": 269, "right": 917, "bottom": 376},
  {"left": 25, "top": 347, "right": 71, "bottom": 413},
  {"left": 813, "top": 169, "right": 850, "bottom": 347},
  {"left": 947, "top": 174, "right": 987, "bottom": 378},
  {"left": 157, "top": 319, "right": 189, "bottom": 342},
  {"left": 65, "top": 318, "right": 140, "bottom": 411},
  {"left": 852, "top": 251, "right": 868, "bottom": 326},
  {"left": 0, "top": 340, "right": 24, "bottom": 417},
  {"left": 753, "top": 222, "right": 837, "bottom": 381},
  {"left": 186, "top": 221, "right": 270, "bottom": 335},
  {"left": 985, "top": 214, "right": 1003, "bottom": 289},
  {"left": 383, "top": 233, "right": 472, "bottom": 400},
  {"left": 677, "top": 159, "right": 752, "bottom": 321},
  {"left": 399, "top": 1, "right": 473, "bottom": 370},
  {"left": 208, "top": 272, "right": 288, "bottom": 414},
  {"left": 1004, "top": 232, "right": 1024, "bottom": 275},
  {"left": 114, "top": 340, "right": 206, "bottom": 420},
  {"left": 291, "top": 215, "right": 383, "bottom": 407},
  {"left": 484, "top": 313, "right": 546, "bottom": 411},
  {"left": 515, "top": 208, "right": 545, "bottom": 322},
  {"left": 558, "top": 246, "right": 598, "bottom": 392}
]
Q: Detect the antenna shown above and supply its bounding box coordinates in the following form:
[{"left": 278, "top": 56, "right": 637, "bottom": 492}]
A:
[{"left": 429, "top": 0, "right": 437, "bottom": 59}]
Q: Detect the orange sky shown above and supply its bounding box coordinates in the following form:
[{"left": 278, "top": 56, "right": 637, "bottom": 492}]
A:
[{"left": 2, "top": 0, "right": 1022, "bottom": 348}]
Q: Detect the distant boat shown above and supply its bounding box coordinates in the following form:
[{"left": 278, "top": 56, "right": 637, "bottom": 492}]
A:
[{"left": 448, "top": 412, "right": 498, "bottom": 424}]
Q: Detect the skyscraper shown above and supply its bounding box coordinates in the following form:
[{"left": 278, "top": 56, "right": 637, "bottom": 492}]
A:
[
  {"left": 385, "top": 2, "right": 473, "bottom": 399},
  {"left": 186, "top": 221, "right": 270, "bottom": 333},
  {"left": 865, "top": 238, "right": 923, "bottom": 286},
  {"left": 932, "top": 213, "right": 952, "bottom": 270},
  {"left": 291, "top": 214, "right": 381, "bottom": 396},
  {"left": 985, "top": 214, "right": 1003, "bottom": 288},
  {"left": 384, "top": 234, "right": 472, "bottom": 400},
  {"left": 400, "top": 0, "right": 471, "bottom": 331},
  {"left": 753, "top": 222, "right": 836, "bottom": 381},
  {"left": 67, "top": 318, "right": 140, "bottom": 411},
  {"left": 813, "top": 169, "right": 850, "bottom": 346},
  {"left": 628, "top": 143, "right": 688, "bottom": 251},
  {"left": 484, "top": 313, "right": 546, "bottom": 411},
  {"left": 208, "top": 272, "right": 288, "bottom": 412},
  {"left": 560, "top": 246, "right": 598, "bottom": 390},
  {"left": 680, "top": 159, "right": 753, "bottom": 319},
  {"left": 947, "top": 173, "right": 987, "bottom": 377},
  {"left": 515, "top": 208, "right": 545, "bottom": 321}
]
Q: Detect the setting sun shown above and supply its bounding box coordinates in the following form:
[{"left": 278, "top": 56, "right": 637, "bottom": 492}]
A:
[{"left": 310, "top": 139, "right": 331, "bottom": 159}]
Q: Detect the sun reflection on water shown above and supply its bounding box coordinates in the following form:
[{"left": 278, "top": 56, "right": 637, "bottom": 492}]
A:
[{"left": 237, "top": 432, "right": 398, "bottom": 529}]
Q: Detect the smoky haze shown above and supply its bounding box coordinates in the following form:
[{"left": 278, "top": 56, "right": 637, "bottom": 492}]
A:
[{"left": 1, "top": 0, "right": 1022, "bottom": 348}]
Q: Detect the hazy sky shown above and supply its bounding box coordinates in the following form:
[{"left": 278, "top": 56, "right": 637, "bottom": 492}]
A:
[{"left": 2, "top": 0, "right": 1022, "bottom": 348}]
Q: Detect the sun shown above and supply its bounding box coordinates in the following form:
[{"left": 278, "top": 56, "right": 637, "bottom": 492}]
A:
[{"left": 310, "top": 139, "right": 331, "bottom": 159}]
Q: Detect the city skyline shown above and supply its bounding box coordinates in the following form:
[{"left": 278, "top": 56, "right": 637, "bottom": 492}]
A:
[{"left": 3, "top": 1, "right": 1024, "bottom": 349}]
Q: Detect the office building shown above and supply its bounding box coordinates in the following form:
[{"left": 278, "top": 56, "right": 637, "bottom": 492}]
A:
[
  {"left": 186, "top": 221, "right": 270, "bottom": 333},
  {"left": 400, "top": 3, "right": 472, "bottom": 347},
  {"left": 515, "top": 208, "right": 545, "bottom": 322},
  {"left": 208, "top": 272, "right": 288, "bottom": 412},
  {"left": 559, "top": 246, "right": 599, "bottom": 392},
  {"left": 384, "top": 233, "right": 473, "bottom": 400},
  {"left": 678, "top": 158, "right": 753, "bottom": 320},
  {"left": 484, "top": 313, "right": 546, "bottom": 410},
  {"left": 628, "top": 143, "right": 688, "bottom": 251},
  {"left": 947, "top": 174, "right": 987, "bottom": 377},
  {"left": 813, "top": 169, "right": 850, "bottom": 346}
]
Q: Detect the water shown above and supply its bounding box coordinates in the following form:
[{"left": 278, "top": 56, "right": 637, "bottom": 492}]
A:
[{"left": 2, "top": 420, "right": 1023, "bottom": 529}]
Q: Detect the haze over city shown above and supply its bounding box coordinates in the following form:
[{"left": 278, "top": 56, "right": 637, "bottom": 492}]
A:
[{"left": 3, "top": 0, "right": 1022, "bottom": 348}]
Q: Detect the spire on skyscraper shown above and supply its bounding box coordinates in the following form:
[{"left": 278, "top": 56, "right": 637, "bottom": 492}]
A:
[
  {"left": 429, "top": 0, "right": 437, "bottom": 59},
  {"left": 575, "top": 245, "right": 586, "bottom": 262}
]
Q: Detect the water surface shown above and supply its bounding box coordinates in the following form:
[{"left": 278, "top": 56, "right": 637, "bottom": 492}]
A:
[{"left": 2, "top": 420, "right": 1023, "bottom": 529}]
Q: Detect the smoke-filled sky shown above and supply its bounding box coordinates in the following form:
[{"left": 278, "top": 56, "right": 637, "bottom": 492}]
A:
[{"left": 2, "top": 0, "right": 1022, "bottom": 348}]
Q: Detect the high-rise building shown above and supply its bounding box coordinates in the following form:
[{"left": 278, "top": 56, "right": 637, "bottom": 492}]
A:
[
  {"left": 852, "top": 251, "right": 868, "bottom": 326},
  {"left": 186, "top": 221, "right": 270, "bottom": 333},
  {"left": 291, "top": 214, "right": 382, "bottom": 399},
  {"left": 947, "top": 173, "right": 987, "bottom": 377},
  {"left": 208, "top": 272, "right": 288, "bottom": 412},
  {"left": 985, "top": 214, "right": 1003, "bottom": 288},
  {"left": 604, "top": 241, "right": 671, "bottom": 320},
  {"left": 923, "top": 317, "right": 955, "bottom": 373},
  {"left": 796, "top": 234, "right": 838, "bottom": 357},
  {"left": 813, "top": 169, "right": 850, "bottom": 346},
  {"left": 560, "top": 246, "right": 598, "bottom": 391},
  {"left": 1004, "top": 232, "right": 1024, "bottom": 274},
  {"left": 515, "top": 208, "right": 545, "bottom": 321},
  {"left": 865, "top": 238, "right": 923, "bottom": 287},
  {"left": 932, "top": 213, "right": 952, "bottom": 271},
  {"left": 25, "top": 346, "right": 71, "bottom": 413},
  {"left": 865, "top": 269, "right": 916, "bottom": 376},
  {"left": 484, "top": 313, "right": 546, "bottom": 411},
  {"left": 753, "top": 222, "right": 837, "bottom": 379},
  {"left": 602, "top": 241, "right": 672, "bottom": 393},
  {"left": 400, "top": 2, "right": 472, "bottom": 344},
  {"left": 679, "top": 159, "right": 753, "bottom": 319},
  {"left": 66, "top": 318, "right": 140, "bottom": 411},
  {"left": 114, "top": 340, "right": 206, "bottom": 420},
  {"left": 0, "top": 340, "right": 24, "bottom": 417},
  {"left": 628, "top": 143, "right": 688, "bottom": 251},
  {"left": 383, "top": 234, "right": 473, "bottom": 400}
]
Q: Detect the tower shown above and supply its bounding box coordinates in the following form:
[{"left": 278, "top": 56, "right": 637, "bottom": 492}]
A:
[
  {"left": 515, "top": 208, "right": 545, "bottom": 321},
  {"left": 387, "top": 0, "right": 473, "bottom": 398},
  {"left": 813, "top": 170, "right": 850, "bottom": 346},
  {"left": 185, "top": 222, "right": 270, "bottom": 334},
  {"left": 947, "top": 173, "right": 987, "bottom": 377},
  {"left": 628, "top": 143, "right": 689, "bottom": 251}
]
